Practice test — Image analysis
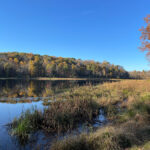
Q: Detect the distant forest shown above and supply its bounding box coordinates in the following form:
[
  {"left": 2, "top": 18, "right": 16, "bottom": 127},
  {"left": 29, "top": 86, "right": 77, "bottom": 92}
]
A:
[
  {"left": 129, "top": 70, "right": 150, "bottom": 79},
  {"left": 0, "top": 52, "right": 129, "bottom": 78}
]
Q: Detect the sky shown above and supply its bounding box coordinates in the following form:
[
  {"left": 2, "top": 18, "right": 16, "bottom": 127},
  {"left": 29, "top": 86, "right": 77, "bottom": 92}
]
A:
[{"left": 0, "top": 0, "right": 150, "bottom": 71}]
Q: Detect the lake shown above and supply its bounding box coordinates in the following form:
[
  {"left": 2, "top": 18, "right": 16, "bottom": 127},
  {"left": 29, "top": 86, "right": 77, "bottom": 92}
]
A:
[{"left": 0, "top": 79, "right": 109, "bottom": 150}]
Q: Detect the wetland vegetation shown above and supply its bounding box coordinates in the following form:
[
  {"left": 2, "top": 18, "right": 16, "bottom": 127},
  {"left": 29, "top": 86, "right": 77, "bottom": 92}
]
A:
[
  {"left": 6, "top": 79, "right": 150, "bottom": 150},
  {"left": 50, "top": 80, "right": 150, "bottom": 150},
  {"left": 0, "top": 79, "right": 109, "bottom": 150}
]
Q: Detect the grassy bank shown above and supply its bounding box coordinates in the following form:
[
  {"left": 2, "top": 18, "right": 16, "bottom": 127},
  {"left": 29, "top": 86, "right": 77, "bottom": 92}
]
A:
[{"left": 50, "top": 80, "right": 150, "bottom": 150}]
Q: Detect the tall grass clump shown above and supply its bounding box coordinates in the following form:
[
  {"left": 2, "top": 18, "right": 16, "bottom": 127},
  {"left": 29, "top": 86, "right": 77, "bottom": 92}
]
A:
[
  {"left": 11, "top": 108, "right": 43, "bottom": 142},
  {"left": 42, "top": 98, "right": 100, "bottom": 133},
  {"left": 11, "top": 98, "right": 100, "bottom": 142}
]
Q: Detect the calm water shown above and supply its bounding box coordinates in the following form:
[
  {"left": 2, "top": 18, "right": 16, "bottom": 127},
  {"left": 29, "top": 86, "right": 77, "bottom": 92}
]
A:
[{"left": 0, "top": 79, "right": 108, "bottom": 150}]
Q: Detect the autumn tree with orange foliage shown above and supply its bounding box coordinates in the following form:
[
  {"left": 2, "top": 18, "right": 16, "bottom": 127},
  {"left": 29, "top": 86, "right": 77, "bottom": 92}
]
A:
[{"left": 139, "top": 15, "right": 150, "bottom": 59}]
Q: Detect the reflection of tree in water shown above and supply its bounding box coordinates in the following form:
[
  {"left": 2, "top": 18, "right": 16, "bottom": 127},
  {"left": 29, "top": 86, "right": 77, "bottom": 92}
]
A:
[
  {"left": 28, "top": 81, "right": 44, "bottom": 97},
  {"left": 0, "top": 80, "right": 28, "bottom": 98},
  {"left": 0, "top": 80, "right": 104, "bottom": 100}
]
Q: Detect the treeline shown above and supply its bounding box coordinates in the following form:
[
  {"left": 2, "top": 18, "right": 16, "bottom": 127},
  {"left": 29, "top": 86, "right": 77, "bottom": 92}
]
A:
[
  {"left": 0, "top": 52, "right": 129, "bottom": 78},
  {"left": 129, "top": 70, "right": 150, "bottom": 79}
]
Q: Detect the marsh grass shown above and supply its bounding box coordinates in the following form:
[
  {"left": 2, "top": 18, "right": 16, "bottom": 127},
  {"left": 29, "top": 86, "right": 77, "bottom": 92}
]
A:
[
  {"left": 11, "top": 98, "right": 100, "bottom": 143},
  {"left": 51, "top": 126, "right": 132, "bottom": 150},
  {"left": 11, "top": 108, "right": 43, "bottom": 143},
  {"left": 50, "top": 80, "right": 150, "bottom": 150},
  {"left": 51, "top": 120, "right": 150, "bottom": 150},
  {"left": 118, "top": 92, "right": 150, "bottom": 124},
  {"left": 42, "top": 98, "right": 99, "bottom": 133},
  {"left": 130, "top": 141, "right": 150, "bottom": 150}
]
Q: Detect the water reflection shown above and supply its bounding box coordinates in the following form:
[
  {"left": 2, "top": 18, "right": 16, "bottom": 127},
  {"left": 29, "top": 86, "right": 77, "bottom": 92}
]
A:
[{"left": 0, "top": 79, "right": 109, "bottom": 103}]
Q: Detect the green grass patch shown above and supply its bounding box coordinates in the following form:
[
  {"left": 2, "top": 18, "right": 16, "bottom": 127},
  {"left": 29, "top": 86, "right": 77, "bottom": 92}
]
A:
[{"left": 11, "top": 108, "right": 43, "bottom": 143}]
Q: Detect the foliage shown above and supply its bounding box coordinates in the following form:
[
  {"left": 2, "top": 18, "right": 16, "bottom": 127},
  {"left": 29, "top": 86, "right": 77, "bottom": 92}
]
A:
[
  {"left": 0, "top": 52, "right": 129, "bottom": 78},
  {"left": 139, "top": 15, "right": 150, "bottom": 59},
  {"left": 129, "top": 70, "right": 150, "bottom": 79}
]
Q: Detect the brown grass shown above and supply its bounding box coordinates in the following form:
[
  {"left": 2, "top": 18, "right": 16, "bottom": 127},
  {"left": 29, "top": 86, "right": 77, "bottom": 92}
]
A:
[{"left": 50, "top": 80, "right": 150, "bottom": 150}]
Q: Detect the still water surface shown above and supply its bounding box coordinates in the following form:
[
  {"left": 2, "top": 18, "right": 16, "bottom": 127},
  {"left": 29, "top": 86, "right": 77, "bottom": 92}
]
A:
[{"left": 0, "top": 79, "right": 108, "bottom": 150}]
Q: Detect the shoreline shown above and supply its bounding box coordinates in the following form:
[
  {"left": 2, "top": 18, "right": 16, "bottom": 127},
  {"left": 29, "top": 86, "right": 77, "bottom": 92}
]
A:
[{"left": 0, "top": 77, "right": 135, "bottom": 81}]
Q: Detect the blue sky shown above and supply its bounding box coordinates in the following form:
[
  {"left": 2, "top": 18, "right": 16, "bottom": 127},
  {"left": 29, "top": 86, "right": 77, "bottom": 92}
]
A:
[{"left": 0, "top": 0, "right": 150, "bottom": 71}]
